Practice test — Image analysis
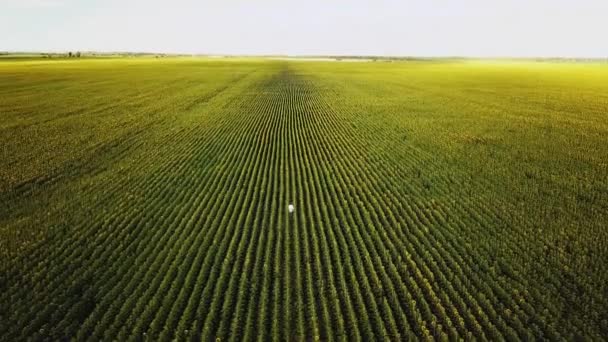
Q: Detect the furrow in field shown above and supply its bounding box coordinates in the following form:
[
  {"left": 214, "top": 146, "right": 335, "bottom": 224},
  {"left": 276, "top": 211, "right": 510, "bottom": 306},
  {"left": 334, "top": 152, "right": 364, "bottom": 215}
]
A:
[
  {"left": 316, "top": 91, "right": 523, "bottom": 338},
  {"left": 314, "top": 73, "right": 564, "bottom": 338},
  {"left": 2, "top": 67, "right": 268, "bottom": 340}
]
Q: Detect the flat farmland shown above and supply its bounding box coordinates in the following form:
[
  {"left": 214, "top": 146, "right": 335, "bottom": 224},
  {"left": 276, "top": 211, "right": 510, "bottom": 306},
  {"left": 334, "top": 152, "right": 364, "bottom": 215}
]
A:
[{"left": 1, "top": 58, "right": 607, "bottom": 340}]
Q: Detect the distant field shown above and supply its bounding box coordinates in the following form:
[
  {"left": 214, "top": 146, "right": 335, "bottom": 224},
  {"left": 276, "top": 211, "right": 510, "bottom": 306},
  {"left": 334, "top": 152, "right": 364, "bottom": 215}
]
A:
[{"left": 1, "top": 58, "right": 607, "bottom": 340}]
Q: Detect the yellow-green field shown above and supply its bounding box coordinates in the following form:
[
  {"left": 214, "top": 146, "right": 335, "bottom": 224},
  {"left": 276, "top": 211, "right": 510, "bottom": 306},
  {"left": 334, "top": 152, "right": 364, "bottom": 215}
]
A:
[{"left": 1, "top": 58, "right": 607, "bottom": 340}]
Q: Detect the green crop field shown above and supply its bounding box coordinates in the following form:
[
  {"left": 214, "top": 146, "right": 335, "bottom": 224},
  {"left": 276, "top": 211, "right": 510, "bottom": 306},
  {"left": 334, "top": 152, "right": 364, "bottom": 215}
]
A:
[{"left": 1, "top": 58, "right": 607, "bottom": 340}]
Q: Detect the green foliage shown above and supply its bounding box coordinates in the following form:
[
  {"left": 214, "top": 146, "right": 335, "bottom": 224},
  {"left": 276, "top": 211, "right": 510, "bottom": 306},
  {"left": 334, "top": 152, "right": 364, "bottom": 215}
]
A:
[{"left": 0, "top": 58, "right": 607, "bottom": 340}]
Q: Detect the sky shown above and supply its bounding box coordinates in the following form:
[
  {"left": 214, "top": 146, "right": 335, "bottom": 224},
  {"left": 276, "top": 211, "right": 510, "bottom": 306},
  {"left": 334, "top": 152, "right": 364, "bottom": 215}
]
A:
[{"left": 1, "top": 0, "right": 607, "bottom": 57}]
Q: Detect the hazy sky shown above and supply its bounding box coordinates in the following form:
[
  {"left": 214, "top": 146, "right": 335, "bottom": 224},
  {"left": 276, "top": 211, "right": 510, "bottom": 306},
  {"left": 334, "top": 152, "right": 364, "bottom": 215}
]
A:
[{"left": 1, "top": 0, "right": 607, "bottom": 57}]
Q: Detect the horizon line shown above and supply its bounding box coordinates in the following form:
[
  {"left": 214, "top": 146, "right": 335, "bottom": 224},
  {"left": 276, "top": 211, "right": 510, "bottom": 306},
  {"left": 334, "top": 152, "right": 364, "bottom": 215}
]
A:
[{"left": 2, "top": 51, "right": 608, "bottom": 60}]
